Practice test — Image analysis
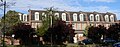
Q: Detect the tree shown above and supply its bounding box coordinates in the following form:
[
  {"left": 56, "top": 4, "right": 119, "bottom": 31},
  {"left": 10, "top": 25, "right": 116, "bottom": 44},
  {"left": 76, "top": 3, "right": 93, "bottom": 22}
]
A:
[
  {"left": 36, "top": 12, "right": 51, "bottom": 36},
  {"left": 86, "top": 25, "right": 106, "bottom": 43},
  {"left": 13, "top": 23, "right": 36, "bottom": 45},
  {"left": 83, "top": 26, "right": 91, "bottom": 36},
  {"left": 0, "top": 10, "right": 21, "bottom": 35},
  {"left": 106, "top": 23, "right": 120, "bottom": 41},
  {"left": 43, "top": 19, "right": 75, "bottom": 45},
  {"left": 36, "top": 7, "right": 75, "bottom": 45},
  {"left": 36, "top": 7, "right": 57, "bottom": 36},
  {"left": 36, "top": 7, "right": 60, "bottom": 45}
]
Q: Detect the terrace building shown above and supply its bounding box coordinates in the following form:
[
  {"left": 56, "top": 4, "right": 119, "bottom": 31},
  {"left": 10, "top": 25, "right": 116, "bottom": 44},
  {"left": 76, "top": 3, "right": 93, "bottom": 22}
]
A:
[{"left": 19, "top": 10, "right": 118, "bottom": 35}]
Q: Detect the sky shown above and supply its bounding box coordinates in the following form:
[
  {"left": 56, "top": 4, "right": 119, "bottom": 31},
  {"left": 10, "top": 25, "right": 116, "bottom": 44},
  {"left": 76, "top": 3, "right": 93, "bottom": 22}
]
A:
[{"left": 0, "top": 0, "right": 120, "bottom": 20}]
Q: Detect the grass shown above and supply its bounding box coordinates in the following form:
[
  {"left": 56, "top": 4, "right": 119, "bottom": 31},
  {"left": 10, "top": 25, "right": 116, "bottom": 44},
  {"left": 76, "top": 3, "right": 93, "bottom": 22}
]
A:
[{"left": 1, "top": 44, "right": 113, "bottom": 47}]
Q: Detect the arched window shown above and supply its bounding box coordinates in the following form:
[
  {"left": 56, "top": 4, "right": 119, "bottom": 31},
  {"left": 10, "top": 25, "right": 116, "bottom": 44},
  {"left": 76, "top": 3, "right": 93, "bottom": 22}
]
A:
[
  {"left": 73, "top": 13, "right": 77, "bottom": 21},
  {"left": 79, "top": 14, "right": 84, "bottom": 21},
  {"left": 35, "top": 12, "right": 39, "bottom": 20},
  {"left": 42, "top": 12, "right": 47, "bottom": 20},
  {"left": 42, "top": 12, "right": 46, "bottom": 17},
  {"left": 62, "top": 13, "right": 66, "bottom": 21},
  {"left": 90, "top": 14, "right": 94, "bottom": 21},
  {"left": 54, "top": 13, "right": 59, "bottom": 18},
  {"left": 110, "top": 15, "right": 114, "bottom": 22},
  {"left": 23, "top": 14, "right": 27, "bottom": 21},
  {"left": 105, "top": 15, "right": 109, "bottom": 22},
  {"left": 95, "top": 14, "right": 100, "bottom": 22},
  {"left": 18, "top": 13, "right": 22, "bottom": 20}
]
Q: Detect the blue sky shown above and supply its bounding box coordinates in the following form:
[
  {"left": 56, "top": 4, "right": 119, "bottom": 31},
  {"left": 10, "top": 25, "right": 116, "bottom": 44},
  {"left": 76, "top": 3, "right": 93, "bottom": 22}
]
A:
[{"left": 0, "top": 0, "right": 120, "bottom": 20}]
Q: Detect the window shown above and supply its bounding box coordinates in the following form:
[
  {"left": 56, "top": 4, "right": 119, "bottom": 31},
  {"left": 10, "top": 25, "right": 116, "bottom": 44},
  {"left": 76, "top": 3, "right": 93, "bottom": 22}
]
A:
[
  {"left": 79, "top": 14, "right": 84, "bottom": 21},
  {"left": 73, "top": 13, "right": 77, "bottom": 21},
  {"left": 62, "top": 13, "right": 66, "bottom": 21},
  {"left": 42, "top": 12, "right": 46, "bottom": 17},
  {"left": 42, "top": 12, "right": 47, "bottom": 20},
  {"left": 18, "top": 13, "right": 22, "bottom": 20},
  {"left": 110, "top": 15, "right": 114, "bottom": 22},
  {"left": 90, "top": 14, "right": 94, "bottom": 21},
  {"left": 35, "top": 12, "right": 39, "bottom": 20},
  {"left": 82, "top": 24, "right": 86, "bottom": 30},
  {"left": 73, "top": 23, "right": 76, "bottom": 30},
  {"left": 77, "top": 23, "right": 81, "bottom": 30},
  {"left": 95, "top": 14, "right": 100, "bottom": 22},
  {"left": 54, "top": 13, "right": 59, "bottom": 18},
  {"left": 105, "top": 15, "right": 109, "bottom": 22},
  {"left": 23, "top": 14, "right": 27, "bottom": 21}
]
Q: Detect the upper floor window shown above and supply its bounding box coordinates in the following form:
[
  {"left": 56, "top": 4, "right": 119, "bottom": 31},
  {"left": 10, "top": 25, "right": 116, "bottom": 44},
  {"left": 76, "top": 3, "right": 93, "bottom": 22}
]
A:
[
  {"left": 62, "top": 13, "right": 66, "bottom": 21},
  {"left": 95, "top": 14, "right": 100, "bottom": 22},
  {"left": 18, "top": 13, "right": 22, "bottom": 20},
  {"left": 90, "top": 14, "right": 94, "bottom": 21},
  {"left": 23, "top": 14, "right": 27, "bottom": 21},
  {"left": 73, "top": 13, "right": 77, "bottom": 21},
  {"left": 79, "top": 14, "right": 84, "bottom": 21},
  {"left": 105, "top": 15, "right": 109, "bottom": 22},
  {"left": 54, "top": 13, "right": 59, "bottom": 18},
  {"left": 42, "top": 12, "right": 47, "bottom": 20},
  {"left": 35, "top": 12, "right": 39, "bottom": 20},
  {"left": 110, "top": 15, "right": 114, "bottom": 22}
]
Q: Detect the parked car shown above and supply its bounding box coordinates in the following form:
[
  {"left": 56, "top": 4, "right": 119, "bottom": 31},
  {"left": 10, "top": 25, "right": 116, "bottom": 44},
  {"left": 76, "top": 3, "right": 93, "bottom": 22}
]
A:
[
  {"left": 103, "top": 38, "right": 116, "bottom": 44},
  {"left": 81, "top": 39, "right": 93, "bottom": 45},
  {"left": 113, "top": 42, "right": 120, "bottom": 47}
]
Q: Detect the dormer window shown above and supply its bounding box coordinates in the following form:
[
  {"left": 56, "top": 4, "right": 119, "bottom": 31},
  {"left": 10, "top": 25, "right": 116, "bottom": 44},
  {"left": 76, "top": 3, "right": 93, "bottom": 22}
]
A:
[
  {"left": 79, "top": 14, "right": 84, "bottom": 21},
  {"left": 110, "top": 15, "right": 114, "bottom": 22},
  {"left": 90, "top": 14, "right": 94, "bottom": 21},
  {"left": 23, "top": 14, "right": 27, "bottom": 21},
  {"left": 73, "top": 13, "right": 77, "bottom": 21},
  {"left": 95, "top": 14, "right": 100, "bottom": 22},
  {"left": 62, "top": 13, "right": 66, "bottom": 21},
  {"left": 105, "top": 15, "right": 109, "bottom": 22},
  {"left": 42, "top": 12, "right": 47, "bottom": 20},
  {"left": 54, "top": 13, "right": 59, "bottom": 18},
  {"left": 35, "top": 12, "right": 39, "bottom": 20},
  {"left": 18, "top": 13, "right": 22, "bottom": 20}
]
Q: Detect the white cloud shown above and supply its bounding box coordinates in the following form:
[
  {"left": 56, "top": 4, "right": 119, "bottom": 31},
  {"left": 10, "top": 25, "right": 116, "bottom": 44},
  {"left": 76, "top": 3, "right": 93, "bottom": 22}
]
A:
[
  {"left": 83, "top": 0, "right": 116, "bottom": 3},
  {"left": 1, "top": 0, "right": 119, "bottom": 20}
]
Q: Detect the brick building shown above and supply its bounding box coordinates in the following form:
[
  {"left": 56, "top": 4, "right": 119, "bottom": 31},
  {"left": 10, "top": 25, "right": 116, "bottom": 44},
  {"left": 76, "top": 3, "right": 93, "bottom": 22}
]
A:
[{"left": 19, "top": 10, "right": 118, "bottom": 35}]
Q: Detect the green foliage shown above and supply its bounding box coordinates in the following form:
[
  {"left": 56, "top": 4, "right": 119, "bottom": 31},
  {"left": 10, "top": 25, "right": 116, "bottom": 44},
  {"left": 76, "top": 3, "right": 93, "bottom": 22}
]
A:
[
  {"left": 37, "top": 14, "right": 51, "bottom": 36},
  {"left": 0, "top": 10, "right": 21, "bottom": 35},
  {"left": 36, "top": 7, "right": 57, "bottom": 36},
  {"left": 83, "top": 26, "right": 91, "bottom": 36}
]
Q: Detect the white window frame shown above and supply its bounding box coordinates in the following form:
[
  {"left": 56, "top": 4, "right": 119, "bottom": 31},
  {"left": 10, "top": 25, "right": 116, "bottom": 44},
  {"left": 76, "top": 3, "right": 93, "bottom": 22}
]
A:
[
  {"left": 62, "top": 13, "right": 66, "bottom": 21},
  {"left": 73, "top": 13, "right": 77, "bottom": 21},
  {"left": 79, "top": 14, "right": 84, "bottom": 21},
  {"left": 23, "top": 14, "right": 27, "bottom": 21},
  {"left": 54, "top": 13, "right": 59, "bottom": 18},
  {"left": 95, "top": 14, "right": 100, "bottom": 22},
  {"left": 18, "top": 13, "right": 22, "bottom": 20},
  {"left": 42, "top": 12, "right": 47, "bottom": 20},
  {"left": 90, "top": 14, "right": 94, "bottom": 21},
  {"left": 105, "top": 15, "right": 109, "bottom": 22},
  {"left": 110, "top": 15, "right": 114, "bottom": 22},
  {"left": 42, "top": 12, "right": 46, "bottom": 17},
  {"left": 73, "top": 23, "right": 76, "bottom": 30},
  {"left": 35, "top": 12, "right": 39, "bottom": 21}
]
